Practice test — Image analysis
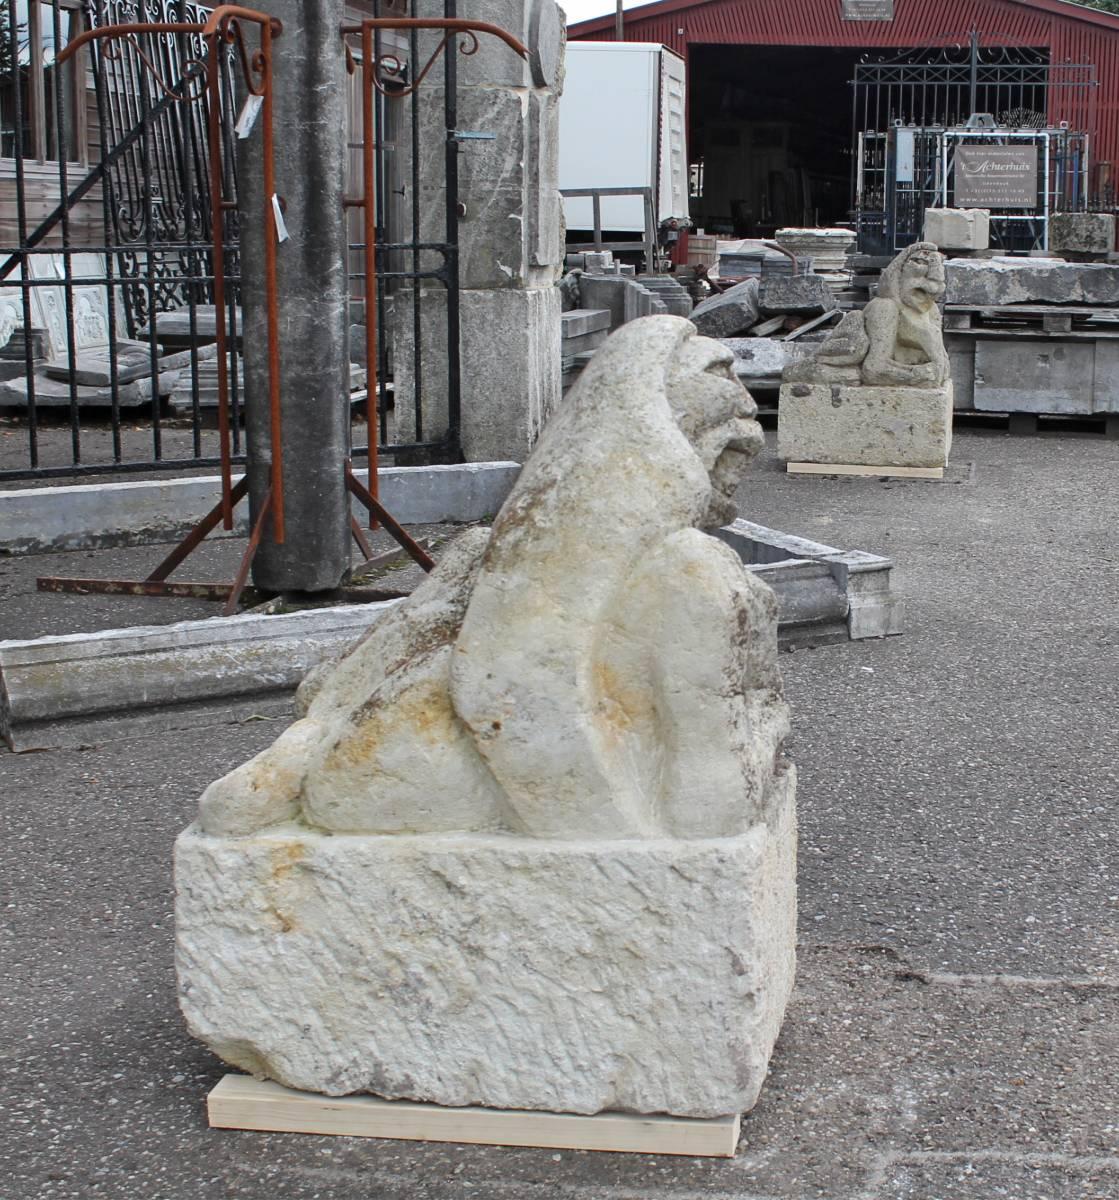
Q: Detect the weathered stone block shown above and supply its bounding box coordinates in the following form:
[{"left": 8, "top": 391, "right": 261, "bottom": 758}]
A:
[
  {"left": 689, "top": 278, "right": 760, "bottom": 338},
  {"left": 923, "top": 208, "right": 990, "bottom": 250},
  {"left": 460, "top": 287, "right": 561, "bottom": 462},
  {"left": 1049, "top": 212, "right": 1115, "bottom": 256},
  {"left": 758, "top": 273, "right": 837, "bottom": 317},
  {"left": 577, "top": 274, "right": 629, "bottom": 328},
  {"left": 175, "top": 776, "right": 796, "bottom": 1119},
  {"left": 778, "top": 381, "right": 953, "bottom": 468},
  {"left": 723, "top": 337, "right": 812, "bottom": 382},
  {"left": 945, "top": 258, "right": 1119, "bottom": 306}
]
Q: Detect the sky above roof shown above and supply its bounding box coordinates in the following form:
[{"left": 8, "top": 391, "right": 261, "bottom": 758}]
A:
[{"left": 562, "top": 0, "right": 665, "bottom": 25}]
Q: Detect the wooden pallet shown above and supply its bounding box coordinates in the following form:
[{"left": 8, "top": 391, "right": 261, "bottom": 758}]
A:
[
  {"left": 206, "top": 1075, "right": 743, "bottom": 1157},
  {"left": 944, "top": 304, "right": 1119, "bottom": 334},
  {"left": 787, "top": 461, "right": 944, "bottom": 479},
  {"left": 954, "top": 410, "right": 1119, "bottom": 438}
]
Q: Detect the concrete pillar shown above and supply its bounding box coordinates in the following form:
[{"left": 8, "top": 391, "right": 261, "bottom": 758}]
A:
[
  {"left": 395, "top": 0, "right": 565, "bottom": 463},
  {"left": 239, "top": 0, "right": 351, "bottom": 594}
]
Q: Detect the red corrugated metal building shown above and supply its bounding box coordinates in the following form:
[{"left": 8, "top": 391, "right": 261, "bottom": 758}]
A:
[{"left": 569, "top": 0, "right": 1119, "bottom": 234}]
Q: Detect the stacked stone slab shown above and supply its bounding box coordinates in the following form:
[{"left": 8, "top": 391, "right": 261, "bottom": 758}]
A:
[
  {"left": 561, "top": 307, "right": 610, "bottom": 390},
  {"left": 758, "top": 273, "right": 837, "bottom": 318},
  {"left": 718, "top": 249, "right": 810, "bottom": 280},
  {"left": 945, "top": 257, "right": 1119, "bottom": 306},
  {"left": 775, "top": 228, "right": 855, "bottom": 295},
  {"left": 623, "top": 281, "right": 668, "bottom": 323},
  {"left": 722, "top": 337, "right": 814, "bottom": 388},
  {"left": 636, "top": 274, "right": 693, "bottom": 317}
]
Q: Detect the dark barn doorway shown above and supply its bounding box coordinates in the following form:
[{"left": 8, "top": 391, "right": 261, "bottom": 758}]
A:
[{"left": 688, "top": 43, "right": 879, "bottom": 236}]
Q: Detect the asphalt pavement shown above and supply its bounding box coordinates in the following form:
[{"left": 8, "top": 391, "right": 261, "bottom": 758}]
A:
[{"left": 3, "top": 426, "right": 1117, "bottom": 1199}]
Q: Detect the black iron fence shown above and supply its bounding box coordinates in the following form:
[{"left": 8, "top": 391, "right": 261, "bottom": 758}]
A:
[
  {"left": 0, "top": 0, "right": 463, "bottom": 484},
  {"left": 852, "top": 34, "right": 1098, "bottom": 255}
]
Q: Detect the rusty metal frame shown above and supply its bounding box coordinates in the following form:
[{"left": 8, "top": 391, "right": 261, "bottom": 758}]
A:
[
  {"left": 37, "top": 8, "right": 290, "bottom": 611},
  {"left": 35, "top": 13, "right": 528, "bottom": 613}
]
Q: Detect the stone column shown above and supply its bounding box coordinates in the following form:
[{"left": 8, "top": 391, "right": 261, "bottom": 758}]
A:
[
  {"left": 395, "top": 0, "right": 565, "bottom": 464},
  {"left": 239, "top": 0, "right": 351, "bottom": 594}
]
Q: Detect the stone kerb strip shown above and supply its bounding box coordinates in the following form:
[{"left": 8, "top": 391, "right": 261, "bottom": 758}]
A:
[
  {"left": 0, "top": 518, "right": 901, "bottom": 750},
  {"left": 0, "top": 462, "right": 522, "bottom": 555},
  {"left": 0, "top": 601, "right": 398, "bottom": 751}
]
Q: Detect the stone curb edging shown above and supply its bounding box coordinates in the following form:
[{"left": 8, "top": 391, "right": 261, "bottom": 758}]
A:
[
  {"left": 0, "top": 463, "right": 522, "bottom": 555},
  {"left": 0, "top": 601, "right": 398, "bottom": 751},
  {"left": 0, "top": 520, "right": 901, "bottom": 751}
]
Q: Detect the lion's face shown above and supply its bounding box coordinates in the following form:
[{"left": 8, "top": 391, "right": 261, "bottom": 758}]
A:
[
  {"left": 666, "top": 333, "right": 763, "bottom": 528},
  {"left": 899, "top": 247, "right": 946, "bottom": 308}
]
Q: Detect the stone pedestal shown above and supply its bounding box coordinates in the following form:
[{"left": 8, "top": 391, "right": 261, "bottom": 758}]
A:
[
  {"left": 924, "top": 208, "right": 990, "bottom": 251},
  {"left": 778, "top": 382, "right": 953, "bottom": 468},
  {"left": 176, "top": 769, "right": 796, "bottom": 1120}
]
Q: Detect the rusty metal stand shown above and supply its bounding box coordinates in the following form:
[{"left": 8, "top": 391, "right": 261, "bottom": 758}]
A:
[
  {"left": 34, "top": 14, "right": 533, "bottom": 615},
  {"left": 345, "top": 462, "right": 435, "bottom": 572}
]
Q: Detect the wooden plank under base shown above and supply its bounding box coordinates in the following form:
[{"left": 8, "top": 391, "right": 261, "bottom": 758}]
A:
[
  {"left": 787, "top": 461, "right": 944, "bottom": 480},
  {"left": 207, "top": 1075, "right": 741, "bottom": 1157}
]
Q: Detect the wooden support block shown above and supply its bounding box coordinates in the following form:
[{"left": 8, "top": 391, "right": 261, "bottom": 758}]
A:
[
  {"left": 786, "top": 461, "right": 944, "bottom": 479},
  {"left": 206, "top": 1075, "right": 742, "bottom": 1158},
  {"left": 1008, "top": 412, "right": 1038, "bottom": 436},
  {"left": 781, "top": 309, "right": 842, "bottom": 342},
  {"left": 1043, "top": 313, "right": 1074, "bottom": 333},
  {"left": 747, "top": 315, "right": 787, "bottom": 337},
  {"left": 943, "top": 311, "right": 974, "bottom": 331}
]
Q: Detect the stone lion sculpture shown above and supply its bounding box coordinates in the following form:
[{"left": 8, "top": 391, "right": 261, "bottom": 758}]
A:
[
  {"left": 785, "top": 241, "right": 949, "bottom": 388},
  {"left": 197, "top": 314, "right": 790, "bottom": 842}
]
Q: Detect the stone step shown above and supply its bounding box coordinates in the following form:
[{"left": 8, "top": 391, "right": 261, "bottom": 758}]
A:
[{"left": 560, "top": 307, "right": 611, "bottom": 337}]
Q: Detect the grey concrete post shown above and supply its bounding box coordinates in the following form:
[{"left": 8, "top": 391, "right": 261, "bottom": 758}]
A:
[
  {"left": 239, "top": 0, "right": 351, "bottom": 594},
  {"left": 395, "top": 0, "right": 565, "bottom": 464}
]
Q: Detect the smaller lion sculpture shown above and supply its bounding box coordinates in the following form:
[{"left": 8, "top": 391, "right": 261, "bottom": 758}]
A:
[{"left": 785, "top": 242, "right": 949, "bottom": 389}]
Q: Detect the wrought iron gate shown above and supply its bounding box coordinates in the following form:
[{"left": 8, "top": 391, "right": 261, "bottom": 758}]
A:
[
  {"left": 852, "top": 34, "right": 1098, "bottom": 254},
  {"left": 0, "top": 0, "right": 467, "bottom": 485}
]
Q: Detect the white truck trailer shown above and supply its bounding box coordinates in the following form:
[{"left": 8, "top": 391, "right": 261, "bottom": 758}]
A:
[{"left": 559, "top": 41, "right": 689, "bottom": 237}]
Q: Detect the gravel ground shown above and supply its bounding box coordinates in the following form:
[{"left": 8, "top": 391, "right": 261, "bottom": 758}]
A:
[{"left": 2, "top": 426, "right": 1118, "bottom": 1199}]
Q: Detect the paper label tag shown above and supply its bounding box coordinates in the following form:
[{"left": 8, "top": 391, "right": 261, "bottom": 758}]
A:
[
  {"left": 272, "top": 194, "right": 290, "bottom": 244},
  {"left": 235, "top": 94, "right": 263, "bottom": 139}
]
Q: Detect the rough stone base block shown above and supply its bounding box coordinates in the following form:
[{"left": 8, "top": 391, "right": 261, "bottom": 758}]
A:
[
  {"left": 175, "top": 776, "right": 796, "bottom": 1121},
  {"left": 778, "top": 382, "right": 953, "bottom": 468}
]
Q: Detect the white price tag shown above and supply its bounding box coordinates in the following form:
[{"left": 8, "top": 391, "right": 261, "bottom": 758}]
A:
[
  {"left": 272, "top": 194, "right": 290, "bottom": 244},
  {"left": 234, "top": 93, "right": 264, "bottom": 139}
]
